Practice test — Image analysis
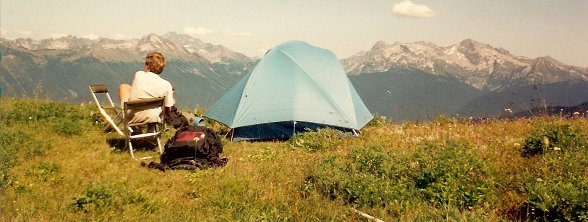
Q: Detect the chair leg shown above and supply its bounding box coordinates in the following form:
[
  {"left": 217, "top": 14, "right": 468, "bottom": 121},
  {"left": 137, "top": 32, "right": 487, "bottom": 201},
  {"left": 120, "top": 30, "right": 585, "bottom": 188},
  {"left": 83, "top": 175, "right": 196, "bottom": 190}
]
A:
[
  {"left": 148, "top": 123, "right": 163, "bottom": 154},
  {"left": 156, "top": 136, "right": 163, "bottom": 154},
  {"left": 126, "top": 139, "right": 135, "bottom": 159}
]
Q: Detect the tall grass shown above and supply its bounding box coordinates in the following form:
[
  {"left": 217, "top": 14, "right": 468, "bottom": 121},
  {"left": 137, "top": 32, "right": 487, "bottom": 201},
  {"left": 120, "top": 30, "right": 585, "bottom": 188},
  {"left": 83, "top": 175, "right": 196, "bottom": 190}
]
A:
[{"left": 1, "top": 98, "right": 587, "bottom": 221}]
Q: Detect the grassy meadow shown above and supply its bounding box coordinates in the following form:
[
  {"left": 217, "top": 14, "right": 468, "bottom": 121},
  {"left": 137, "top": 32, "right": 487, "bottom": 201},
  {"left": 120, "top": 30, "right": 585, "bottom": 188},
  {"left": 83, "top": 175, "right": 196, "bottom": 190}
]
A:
[{"left": 1, "top": 98, "right": 587, "bottom": 221}]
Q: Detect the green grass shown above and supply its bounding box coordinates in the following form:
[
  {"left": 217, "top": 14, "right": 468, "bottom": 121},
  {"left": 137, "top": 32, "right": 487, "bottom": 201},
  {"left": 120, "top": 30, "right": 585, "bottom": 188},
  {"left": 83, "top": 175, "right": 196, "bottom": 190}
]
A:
[{"left": 1, "top": 98, "right": 587, "bottom": 221}]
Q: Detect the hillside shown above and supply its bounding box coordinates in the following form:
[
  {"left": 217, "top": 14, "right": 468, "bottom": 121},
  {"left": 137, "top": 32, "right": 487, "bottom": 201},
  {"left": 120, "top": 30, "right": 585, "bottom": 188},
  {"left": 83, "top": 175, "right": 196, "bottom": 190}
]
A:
[
  {"left": 2, "top": 98, "right": 587, "bottom": 221},
  {"left": 349, "top": 67, "right": 482, "bottom": 121},
  {"left": 459, "top": 81, "right": 588, "bottom": 118}
]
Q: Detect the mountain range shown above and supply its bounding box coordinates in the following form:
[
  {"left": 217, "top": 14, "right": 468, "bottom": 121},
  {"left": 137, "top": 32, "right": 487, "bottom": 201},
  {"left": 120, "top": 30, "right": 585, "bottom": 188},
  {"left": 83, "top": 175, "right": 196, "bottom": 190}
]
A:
[
  {"left": 0, "top": 33, "right": 255, "bottom": 109},
  {"left": 343, "top": 39, "right": 588, "bottom": 121},
  {"left": 1, "top": 33, "right": 587, "bottom": 122}
]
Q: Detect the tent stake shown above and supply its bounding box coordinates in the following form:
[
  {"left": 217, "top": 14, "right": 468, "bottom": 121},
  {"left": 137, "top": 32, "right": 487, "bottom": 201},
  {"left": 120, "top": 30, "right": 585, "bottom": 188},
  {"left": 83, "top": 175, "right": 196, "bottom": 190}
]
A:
[
  {"left": 350, "top": 208, "right": 384, "bottom": 222},
  {"left": 352, "top": 129, "right": 358, "bottom": 136}
]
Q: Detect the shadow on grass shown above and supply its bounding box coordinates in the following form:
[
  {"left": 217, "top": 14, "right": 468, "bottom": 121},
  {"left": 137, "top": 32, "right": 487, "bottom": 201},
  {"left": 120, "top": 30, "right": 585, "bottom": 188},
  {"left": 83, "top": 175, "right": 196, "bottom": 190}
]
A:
[{"left": 106, "top": 137, "right": 161, "bottom": 153}]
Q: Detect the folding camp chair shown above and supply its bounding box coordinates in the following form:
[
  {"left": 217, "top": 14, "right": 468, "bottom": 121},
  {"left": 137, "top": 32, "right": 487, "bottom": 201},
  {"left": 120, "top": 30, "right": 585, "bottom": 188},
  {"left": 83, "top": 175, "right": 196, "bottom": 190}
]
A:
[
  {"left": 123, "top": 97, "right": 165, "bottom": 159},
  {"left": 89, "top": 84, "right": 124, "bottom": 136}
]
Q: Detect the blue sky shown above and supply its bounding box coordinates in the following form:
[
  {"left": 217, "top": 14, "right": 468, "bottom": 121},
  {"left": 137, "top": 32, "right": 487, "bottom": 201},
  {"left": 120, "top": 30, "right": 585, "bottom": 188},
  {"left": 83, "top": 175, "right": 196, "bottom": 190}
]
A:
[{"left": 1, "top": 0, "right": 587, "bottom": 66}]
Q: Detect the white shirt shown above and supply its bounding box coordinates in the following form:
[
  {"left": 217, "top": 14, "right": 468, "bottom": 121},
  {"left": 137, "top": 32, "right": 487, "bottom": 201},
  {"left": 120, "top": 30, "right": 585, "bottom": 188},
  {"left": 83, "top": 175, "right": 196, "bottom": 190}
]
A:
[{"left": 127, "top": 71, "right": 175, "bottom": 123}]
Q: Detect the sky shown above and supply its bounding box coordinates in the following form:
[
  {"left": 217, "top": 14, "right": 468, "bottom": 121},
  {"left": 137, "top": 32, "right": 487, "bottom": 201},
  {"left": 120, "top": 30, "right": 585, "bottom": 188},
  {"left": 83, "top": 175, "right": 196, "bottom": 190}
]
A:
[{"left": 1, "top": 0, "right": 587, "bottom": 67}]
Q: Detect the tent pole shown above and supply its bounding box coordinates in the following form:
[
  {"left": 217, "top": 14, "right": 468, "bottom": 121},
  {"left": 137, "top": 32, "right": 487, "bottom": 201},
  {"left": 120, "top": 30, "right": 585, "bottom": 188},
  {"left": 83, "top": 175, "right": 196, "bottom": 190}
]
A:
[{"left": 293, "top": 121, "right": 297, "bottom": 137}]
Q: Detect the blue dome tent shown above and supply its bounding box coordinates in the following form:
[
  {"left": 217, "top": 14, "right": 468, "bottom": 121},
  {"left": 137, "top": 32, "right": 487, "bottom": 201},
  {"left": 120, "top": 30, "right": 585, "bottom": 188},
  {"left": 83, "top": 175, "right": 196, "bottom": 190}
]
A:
[{"left": 204, "top": 41, "right": 373, "bottom": 141}]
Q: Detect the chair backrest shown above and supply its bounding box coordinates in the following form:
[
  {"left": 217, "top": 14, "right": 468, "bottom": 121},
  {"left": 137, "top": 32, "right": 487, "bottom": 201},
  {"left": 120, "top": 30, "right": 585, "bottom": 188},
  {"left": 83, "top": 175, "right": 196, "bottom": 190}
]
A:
[
  {"left": 123, "top": 97, "right": 166, "bottom": 126},
  {"left": 89, "top": 84, "right": 116, "bottom": 108},
  {"left": 89, "top": 84, "right": 109, "bottom": 93},
  {"left": 124, "top": 97, "right": 165, "bottom": 110}
]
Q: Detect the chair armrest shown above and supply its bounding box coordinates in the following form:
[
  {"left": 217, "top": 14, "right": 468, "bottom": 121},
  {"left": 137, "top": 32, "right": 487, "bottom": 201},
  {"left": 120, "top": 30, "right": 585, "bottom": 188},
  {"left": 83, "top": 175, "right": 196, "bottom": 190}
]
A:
[{"left": 125, "top": 97, "right": 165, "bottom": 110}]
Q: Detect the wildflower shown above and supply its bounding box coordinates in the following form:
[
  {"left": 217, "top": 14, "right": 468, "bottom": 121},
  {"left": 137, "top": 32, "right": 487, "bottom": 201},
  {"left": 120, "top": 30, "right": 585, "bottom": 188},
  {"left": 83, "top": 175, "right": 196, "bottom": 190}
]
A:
[{"left": 541, "top": 136, "right": 550, "bottom": 148}]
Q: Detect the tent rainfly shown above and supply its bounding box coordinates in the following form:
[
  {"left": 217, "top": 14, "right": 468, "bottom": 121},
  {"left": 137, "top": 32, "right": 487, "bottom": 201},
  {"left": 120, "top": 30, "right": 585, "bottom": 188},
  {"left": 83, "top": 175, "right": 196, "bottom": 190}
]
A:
[{"left": 204, "top": 40, "right": 373, "bottom": 141}]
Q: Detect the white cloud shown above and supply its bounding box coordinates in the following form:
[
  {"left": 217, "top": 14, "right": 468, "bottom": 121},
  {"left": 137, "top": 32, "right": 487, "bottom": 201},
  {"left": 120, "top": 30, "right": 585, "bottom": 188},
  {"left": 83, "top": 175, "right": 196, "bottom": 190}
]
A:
[
  {"left": 50, "top": 33, "right": 68, "bottom": 39},
  {"left": 226, "top": 31, "right": 252, "bottom": 37},
  {"left": 0, "top": 30, "right": 36, "bottom": 39},
  {"left": 82, "top": 33, "right": 100, "bottom": 40},
  {"left": 256, "top": 48, "right": 270, "bottom": 56},
  {"left": 184, "top": 26, "right": 213, "bottom": 35},
  {"left": 392, "top": 0, "right": 437, "bottom": 18},
  {"left": 110, "top": 34, "right": 132, "bottom": 40},
  {"left": 19, "top": 30, "right": 33, "bottom": 36}
]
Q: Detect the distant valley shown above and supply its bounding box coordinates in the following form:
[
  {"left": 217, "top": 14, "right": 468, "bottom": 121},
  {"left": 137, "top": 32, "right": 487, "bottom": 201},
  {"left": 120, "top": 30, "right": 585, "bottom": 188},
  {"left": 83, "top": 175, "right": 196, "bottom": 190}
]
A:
[{"left": 1, "top": 33, "right": 587, "bottom": 122}]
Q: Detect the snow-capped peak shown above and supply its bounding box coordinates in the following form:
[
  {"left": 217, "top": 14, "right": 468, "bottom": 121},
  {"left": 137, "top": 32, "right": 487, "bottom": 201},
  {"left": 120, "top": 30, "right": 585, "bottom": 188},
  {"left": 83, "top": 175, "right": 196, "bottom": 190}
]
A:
[{"left": 341, "top": 39, "right": 588, "bottom": 91}]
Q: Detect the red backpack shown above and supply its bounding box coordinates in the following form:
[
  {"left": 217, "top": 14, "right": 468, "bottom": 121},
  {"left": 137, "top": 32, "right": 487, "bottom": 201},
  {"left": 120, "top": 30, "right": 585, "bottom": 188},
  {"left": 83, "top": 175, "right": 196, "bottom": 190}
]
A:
[{"left": 143, "top": 126, "right": 227, "bottom": 171}]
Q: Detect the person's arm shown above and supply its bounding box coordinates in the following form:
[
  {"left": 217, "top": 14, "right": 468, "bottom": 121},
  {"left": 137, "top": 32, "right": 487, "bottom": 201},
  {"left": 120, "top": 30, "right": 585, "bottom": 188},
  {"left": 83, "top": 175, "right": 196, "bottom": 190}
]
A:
[
  {"left": 118, "top": 84, "right": 132, "bottom": 102},
  {"left": 164, "top": 86, "right": 175, "bottom": 114}
]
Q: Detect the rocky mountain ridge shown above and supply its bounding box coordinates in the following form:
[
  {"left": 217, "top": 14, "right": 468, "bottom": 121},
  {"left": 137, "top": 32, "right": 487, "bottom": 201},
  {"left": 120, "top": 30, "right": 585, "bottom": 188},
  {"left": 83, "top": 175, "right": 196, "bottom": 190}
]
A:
[
  {"left": 341, "top": 39, "right": 588, "bottom": 91},
  {"left": 6, "top": 33, "right": 252, "bottom": 64},
  {"left": 0, "top": 33, "right": 255, "bottom": 108},
  {"left": 162, "top": 32, "right": 253, "bottom": 64}
]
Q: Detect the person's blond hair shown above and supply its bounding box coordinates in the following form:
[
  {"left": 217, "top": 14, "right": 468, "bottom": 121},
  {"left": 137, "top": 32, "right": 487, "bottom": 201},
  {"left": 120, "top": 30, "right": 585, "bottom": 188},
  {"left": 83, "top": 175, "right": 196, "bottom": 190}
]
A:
[{"left": 145, "top": 52, "right": 166, "bottom": 74}]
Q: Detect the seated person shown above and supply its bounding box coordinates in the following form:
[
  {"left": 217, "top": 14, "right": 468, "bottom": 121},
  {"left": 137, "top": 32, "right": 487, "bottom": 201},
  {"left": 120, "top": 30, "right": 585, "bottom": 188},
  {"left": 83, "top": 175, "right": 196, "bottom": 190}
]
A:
[{"left": 118, "top": 52, "right": 174, "bottom": 126}]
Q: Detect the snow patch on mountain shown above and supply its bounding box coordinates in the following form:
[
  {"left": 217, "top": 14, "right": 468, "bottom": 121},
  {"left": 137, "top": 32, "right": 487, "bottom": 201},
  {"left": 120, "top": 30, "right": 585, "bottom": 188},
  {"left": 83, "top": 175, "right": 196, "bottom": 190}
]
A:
[
  {"left": 342, "top": 39, "right": 588, "bottom": 91},
  {"left": 162, "top": 32, "right": 252, "bottom": 64}
]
